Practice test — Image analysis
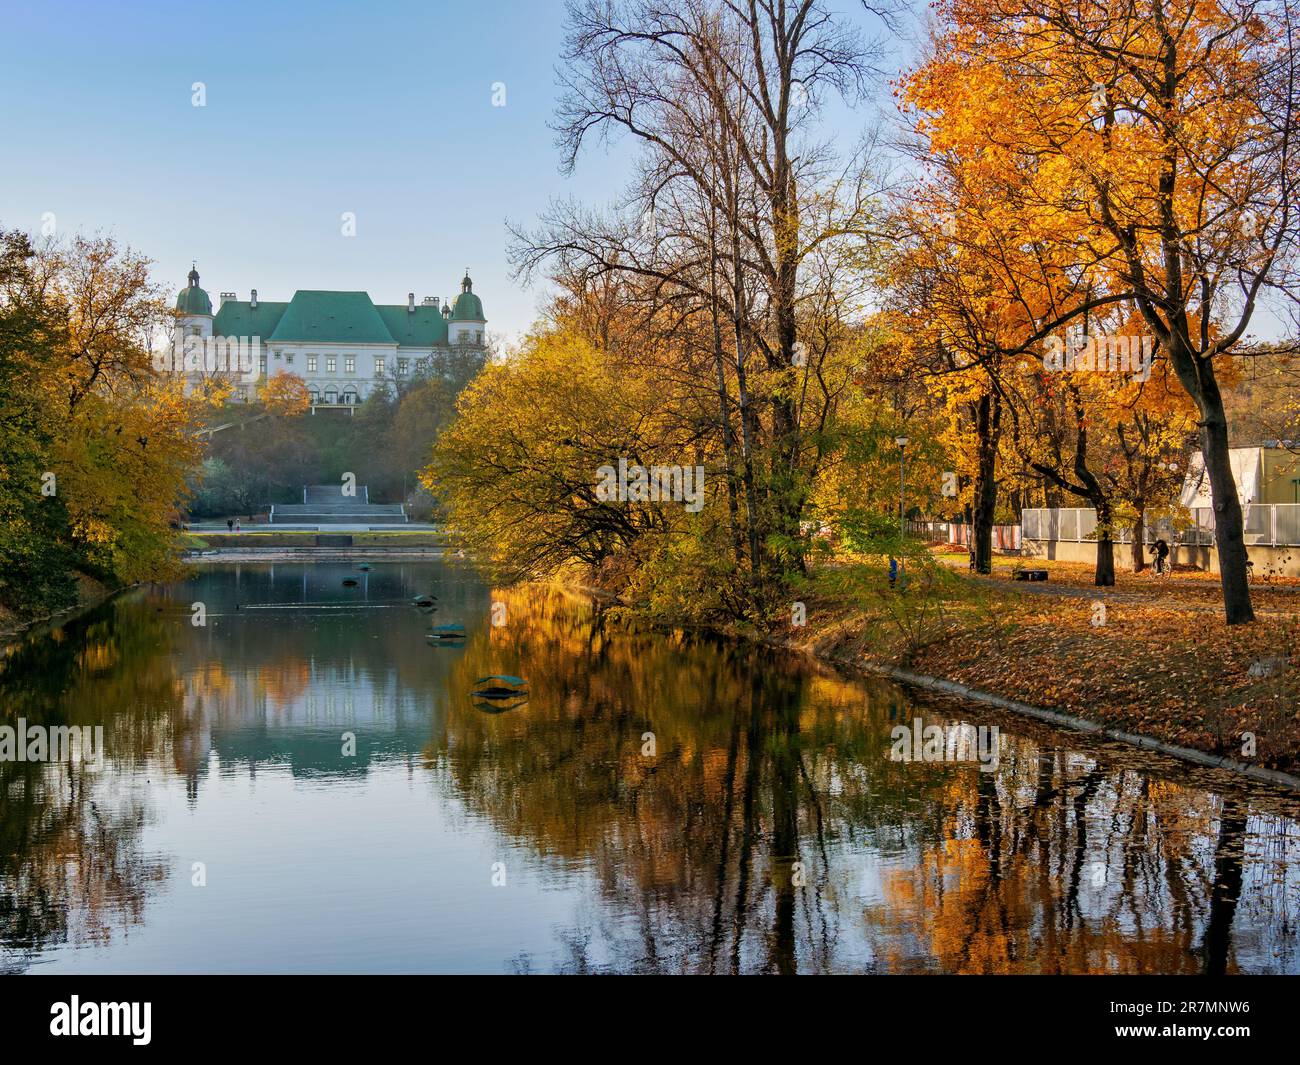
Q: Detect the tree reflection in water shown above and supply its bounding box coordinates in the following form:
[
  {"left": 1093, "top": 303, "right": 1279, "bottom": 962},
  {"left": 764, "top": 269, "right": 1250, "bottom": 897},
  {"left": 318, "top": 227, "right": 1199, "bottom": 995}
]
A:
[
  {"left": 0, "top": 564, "right": 1297, "bottom": 973},
  {"left": 436, "top": 584, "right": 1300, "bottom": 974}
]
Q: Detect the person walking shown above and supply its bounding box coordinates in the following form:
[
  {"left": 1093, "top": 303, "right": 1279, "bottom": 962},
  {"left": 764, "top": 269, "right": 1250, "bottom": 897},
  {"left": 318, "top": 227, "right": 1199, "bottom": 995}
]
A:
[
  {"left": 226, "top": 518, "right": 234, "bottom": 533},
  {"left": 235, "top": 518, "right": 242, "bottom": 535}
]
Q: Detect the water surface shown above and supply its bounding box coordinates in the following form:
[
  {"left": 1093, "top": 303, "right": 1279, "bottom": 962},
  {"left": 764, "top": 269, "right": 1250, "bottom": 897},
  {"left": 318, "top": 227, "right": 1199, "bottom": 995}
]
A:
[{"left": 2, "top": 560, "right": 1298, "bottom": 974}]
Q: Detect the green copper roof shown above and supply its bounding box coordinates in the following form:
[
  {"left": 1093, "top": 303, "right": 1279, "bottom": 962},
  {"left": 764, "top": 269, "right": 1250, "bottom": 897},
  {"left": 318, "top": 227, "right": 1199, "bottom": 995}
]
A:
[
  {"left": 450, "top": 292, "right": 484, "bottom": 321},
  {"left": 213, "top": 300, "right": 289, "bottom": 340},
  {"left": 267, "top": 291, "right": 396, "bottom": 344},
  {"left": 176, "top": 268, "right": 212, "bottom": 315},
  {"left": 451, "top": 274, "right": 486, "bottom": 322},
  {"left": 211, "top": 290, "right": 458, "bottom": 347},
  {"left": 375, "top": 304, "right": 450, "bottom": 347}
]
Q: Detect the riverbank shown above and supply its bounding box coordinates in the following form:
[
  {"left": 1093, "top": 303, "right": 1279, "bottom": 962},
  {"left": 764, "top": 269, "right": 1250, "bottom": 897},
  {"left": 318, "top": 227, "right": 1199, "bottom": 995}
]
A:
[
  {"left": 0, "top": 572, "right": 127, "bottom": 646},
  {"left": 185, "top": 546, "right": 454, "bottom": 563},
  {"left": 775, "top": 559, "right": 1300, "bottom": 781},
  {"left": 182, "top": 530, "right": 449, "bottom": 550},
  {"left": 577, "top": 557, "right": 1300, "bottom": 784}
]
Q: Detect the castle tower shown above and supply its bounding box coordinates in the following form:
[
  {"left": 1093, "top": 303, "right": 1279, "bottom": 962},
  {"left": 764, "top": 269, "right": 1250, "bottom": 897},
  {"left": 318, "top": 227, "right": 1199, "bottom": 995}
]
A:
[
  {"left": 448, "top": 270, "right": 486, "bottom": 347},
  {"left": 175, "top": 263, "right": 214, "bottom": 343}
]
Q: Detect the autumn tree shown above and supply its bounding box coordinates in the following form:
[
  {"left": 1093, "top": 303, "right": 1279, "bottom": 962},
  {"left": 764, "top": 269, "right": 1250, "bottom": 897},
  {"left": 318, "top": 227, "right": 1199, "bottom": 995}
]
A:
[
  {"left": 510, "top": 0, "right": 885, "bottom": 614},
  {"left": 0, "top": 228, "right": 203, "bottom": 614},
  {"left": 902, "top": 0, "right": 1300, "bottom": 621},
  {"left": 424, "top": 323, "right": 713, "bottom": 594},
  {"left": 257, "top": 372, "right": 311, "bottom": 417}
]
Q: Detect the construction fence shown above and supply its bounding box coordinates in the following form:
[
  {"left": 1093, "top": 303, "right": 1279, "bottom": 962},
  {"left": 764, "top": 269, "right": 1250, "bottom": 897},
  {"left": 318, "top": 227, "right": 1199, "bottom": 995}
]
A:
[{"left": 1021, "top": 504, "right": 1300, "bottom": 548}]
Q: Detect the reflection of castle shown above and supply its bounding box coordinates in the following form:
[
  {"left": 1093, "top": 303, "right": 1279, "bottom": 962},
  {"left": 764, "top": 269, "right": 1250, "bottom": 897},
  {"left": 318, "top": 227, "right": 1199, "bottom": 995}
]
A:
[
  {"left": 174, "top": 265, "right": 487, "bottom": 406},
  {"left": 166, "top": 562, "right": 488, "bottom": 794},
  {"left": 184, "top": 674, "right": 441, "bottom": 779}
]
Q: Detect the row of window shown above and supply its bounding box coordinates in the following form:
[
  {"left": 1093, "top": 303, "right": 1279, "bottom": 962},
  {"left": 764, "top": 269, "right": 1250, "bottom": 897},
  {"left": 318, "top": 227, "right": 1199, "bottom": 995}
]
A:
[
  {"left": 258, "top": 354, "right": 428, "bottom": 375},
  {"left": 227, "top": 386, "right": 358, "bottom": 405},
  {"left": 309, "top": 386, "right": 361, "bottom": 405}
]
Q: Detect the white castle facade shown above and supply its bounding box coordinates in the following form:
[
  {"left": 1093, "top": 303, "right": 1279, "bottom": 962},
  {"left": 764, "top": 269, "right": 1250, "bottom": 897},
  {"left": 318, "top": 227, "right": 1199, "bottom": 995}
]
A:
[{"left": 171, "top": 265, "right": 487, "bottom": 406}]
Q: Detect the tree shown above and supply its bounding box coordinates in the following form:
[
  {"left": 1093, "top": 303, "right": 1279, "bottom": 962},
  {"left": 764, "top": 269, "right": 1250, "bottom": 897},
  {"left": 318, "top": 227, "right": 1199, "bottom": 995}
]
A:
[
  {"left": 0, "top": 227, "right": 203, "bottom": 611},
  {"left": 512, "top": 0, "right": 884, "bottom": 614},
  {"left": 257, "top": 372, "right": 311, "bottom": 417},
  {"left": 901, "top": 0, "right": 1300, "bottom": 620},
  {"left": 0, "top": 230, "right": 75, "bottom": 612},
  {"left": 423, "top": 324, "right": 687, "bottom": 583}
]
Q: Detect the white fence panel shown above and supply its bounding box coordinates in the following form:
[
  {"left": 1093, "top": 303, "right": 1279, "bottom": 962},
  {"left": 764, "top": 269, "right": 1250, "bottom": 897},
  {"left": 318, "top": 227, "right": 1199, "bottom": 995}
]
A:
[{"left": 1021, "top": 504, "right": 1300, "bottom": 546}]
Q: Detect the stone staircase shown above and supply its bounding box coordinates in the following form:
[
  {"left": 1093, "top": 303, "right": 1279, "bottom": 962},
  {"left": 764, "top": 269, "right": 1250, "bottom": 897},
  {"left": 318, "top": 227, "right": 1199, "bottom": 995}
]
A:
[{"left": 270, "top": 485, "right": 407, "bottom": 525}]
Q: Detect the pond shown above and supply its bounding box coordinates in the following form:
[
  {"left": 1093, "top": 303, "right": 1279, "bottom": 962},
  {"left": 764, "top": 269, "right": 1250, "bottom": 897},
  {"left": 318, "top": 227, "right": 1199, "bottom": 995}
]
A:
[{"left": 2, "top": 560, "right": 1298, "bottom": 974}]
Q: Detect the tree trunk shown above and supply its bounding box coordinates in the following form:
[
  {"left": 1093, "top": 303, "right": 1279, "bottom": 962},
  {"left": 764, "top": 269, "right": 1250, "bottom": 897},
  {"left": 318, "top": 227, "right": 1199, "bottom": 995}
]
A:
[
  {"left": 1199, "top": 402, "right": 1255, "bottom": 624},
  {"left": 971, "top": 392, "right": 1000, "bottom": 575},
  {"left": 708, "top": 198, "right": 744, "bottom": 570},
  {"left": 1094, "top": 499, "right": 1115, "bottom": 587},
  {"left": 729, "top": 205, "right": 763, "bottom": 605},
  {"left": 1130, "top": 514, "right": 1146, "bottom": 573}
]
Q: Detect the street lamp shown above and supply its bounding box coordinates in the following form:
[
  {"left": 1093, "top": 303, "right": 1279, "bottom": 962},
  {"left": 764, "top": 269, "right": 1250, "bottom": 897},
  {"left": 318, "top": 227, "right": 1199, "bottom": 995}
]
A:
[{"left": 895, "top": 436, "right": 910, "bottom": 533}]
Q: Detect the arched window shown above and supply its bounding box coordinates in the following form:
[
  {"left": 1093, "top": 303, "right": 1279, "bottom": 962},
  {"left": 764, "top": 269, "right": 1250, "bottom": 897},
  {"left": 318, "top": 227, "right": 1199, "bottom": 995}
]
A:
[
  {"left": 307, "top": 386, "right": 320, "bottom": 404},
  {"left": 341, "top": 387, "right": 359, "bottom": 405},
  {"left": 324, "top": 387, "right": 338, "bottom": 405}
]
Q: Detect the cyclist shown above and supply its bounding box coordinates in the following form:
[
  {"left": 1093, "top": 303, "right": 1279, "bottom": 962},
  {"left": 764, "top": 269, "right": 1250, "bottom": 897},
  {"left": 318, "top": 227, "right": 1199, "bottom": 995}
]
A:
[{"left": 1153, "top": 538, "right": 1169, "bottom": 576}]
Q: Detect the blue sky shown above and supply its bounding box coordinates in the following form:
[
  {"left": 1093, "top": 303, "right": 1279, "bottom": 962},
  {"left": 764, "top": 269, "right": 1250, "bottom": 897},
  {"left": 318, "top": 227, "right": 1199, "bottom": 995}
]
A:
[
  {"left": 1, "top": 2, "right": 1288, "bottom": 344},
  {"left": 0, "top": 0, "right": 901, "bottom": 342}
]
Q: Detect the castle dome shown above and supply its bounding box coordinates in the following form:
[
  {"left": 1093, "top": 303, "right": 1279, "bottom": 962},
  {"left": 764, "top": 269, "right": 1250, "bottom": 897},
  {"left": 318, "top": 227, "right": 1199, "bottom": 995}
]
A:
[
  {"left": 450, "top": 271, "right": 485, "bottom": 322},
  {"left": 176, "top": 265, "right": 213, "bottom": 315}
]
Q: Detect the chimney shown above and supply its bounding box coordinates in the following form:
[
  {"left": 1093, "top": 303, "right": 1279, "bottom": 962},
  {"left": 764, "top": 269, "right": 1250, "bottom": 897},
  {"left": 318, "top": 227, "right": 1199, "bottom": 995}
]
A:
[
  {"left": 250, "top": 288, "right": 258, "bottom": 309},
  {"left": 408, "top": 292, "right": 416, "bottom": 313},
  {"left": 220, "top": 291, "right": 236, "bottom": 304},
  {"left": 422, "top": 296, "right": 439, "bottom": 306}
]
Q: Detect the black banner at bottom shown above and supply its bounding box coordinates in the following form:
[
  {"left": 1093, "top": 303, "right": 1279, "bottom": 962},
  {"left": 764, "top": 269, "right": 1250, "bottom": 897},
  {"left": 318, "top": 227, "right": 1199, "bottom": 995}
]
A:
[{"left": 0, "top": 974, "right": 1291, "bottom": 1052}]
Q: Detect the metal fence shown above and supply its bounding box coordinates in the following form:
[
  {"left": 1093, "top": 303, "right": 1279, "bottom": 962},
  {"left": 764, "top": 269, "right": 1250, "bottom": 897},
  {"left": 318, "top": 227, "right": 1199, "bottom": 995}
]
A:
[{"left": 1021, "top": 504, "right": 1300, "bottom": 547}]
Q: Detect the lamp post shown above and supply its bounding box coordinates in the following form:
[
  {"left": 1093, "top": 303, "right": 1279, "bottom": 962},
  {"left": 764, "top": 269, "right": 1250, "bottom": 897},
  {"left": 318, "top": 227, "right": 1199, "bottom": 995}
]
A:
[{"left": 896, "top": 436, "right": 909, "bottom": 535}]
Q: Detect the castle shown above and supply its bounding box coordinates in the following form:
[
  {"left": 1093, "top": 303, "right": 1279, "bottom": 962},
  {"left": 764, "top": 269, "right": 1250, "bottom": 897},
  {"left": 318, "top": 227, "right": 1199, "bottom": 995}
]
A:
[{"left": 173, "top": 265, "right": 487, "bottom": 406}]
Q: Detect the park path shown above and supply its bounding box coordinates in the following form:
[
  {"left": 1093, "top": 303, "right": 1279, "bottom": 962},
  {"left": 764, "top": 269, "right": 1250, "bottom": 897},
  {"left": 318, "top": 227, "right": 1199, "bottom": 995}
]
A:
[{"left": 946, "top": 563, "right": 1300, "bottom": 617}]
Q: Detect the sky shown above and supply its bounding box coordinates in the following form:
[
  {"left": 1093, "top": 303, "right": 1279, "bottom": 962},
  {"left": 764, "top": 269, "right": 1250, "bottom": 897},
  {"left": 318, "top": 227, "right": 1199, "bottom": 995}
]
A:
[
  {"left": 0, "top": 0, "right": 906, "bottom": 345},
  {"left": 1, "top": 1, "right": 1290, "bottom": 345}
]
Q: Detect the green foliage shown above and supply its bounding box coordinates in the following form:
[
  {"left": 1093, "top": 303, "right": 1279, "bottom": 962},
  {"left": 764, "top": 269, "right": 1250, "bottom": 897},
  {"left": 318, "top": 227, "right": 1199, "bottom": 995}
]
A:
[{"left": 0, "top": 228, "right": 200, "bottom": 618}]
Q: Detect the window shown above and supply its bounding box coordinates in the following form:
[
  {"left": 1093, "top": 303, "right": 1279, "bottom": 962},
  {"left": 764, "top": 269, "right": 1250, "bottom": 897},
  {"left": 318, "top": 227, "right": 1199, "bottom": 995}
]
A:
[
  {"left": 307, "top": 355, "right": 318, "bottom": 372},
  {"left": 397, "top": 358, "right": 409, "bottom": 375},
  {"left": 259, "top": 355, "right": 268, "bottom": 375},
  {"left": 342, "top": 387, "right": 360, "bottom": 405},
  {"left": 286, "top": 353, "right": 295, "bottom": 366},
  {"left": 374, "top": 357, "right": 385, "bottom": 376},
  {"left": 324, "top": 387, "right": 338, "bottom": 404},
  {"left": 274, "top": 350, "right": 282, "bottom": 360},
  {"left": 307, "top": 386, "right": 320, "bottom": 404},
  {"left": 345, "top": 356, "right": 355, "bottom": 374},
  {"left": 325, "top": 356, "right": 337, "bottom": 373},
  {"left": 416, "top": 357, "right": 429, "bottom": 374}
]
